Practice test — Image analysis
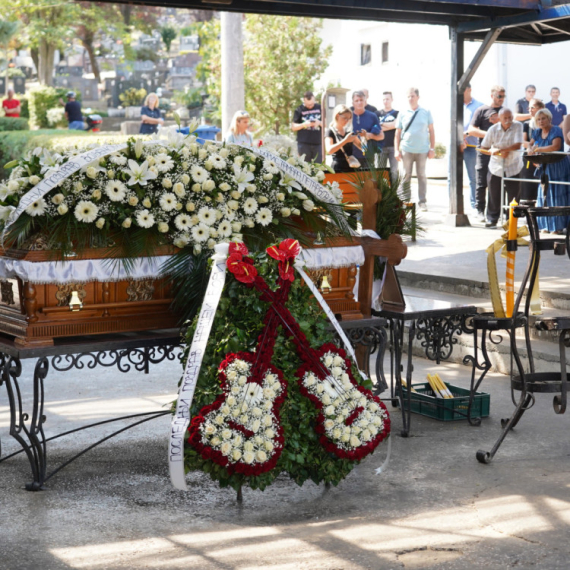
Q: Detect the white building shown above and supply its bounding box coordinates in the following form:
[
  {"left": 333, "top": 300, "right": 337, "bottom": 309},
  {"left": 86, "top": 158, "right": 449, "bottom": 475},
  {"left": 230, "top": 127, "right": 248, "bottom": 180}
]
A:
[{"left": 317, "top": 19, "right": 570, "bottom": 150}]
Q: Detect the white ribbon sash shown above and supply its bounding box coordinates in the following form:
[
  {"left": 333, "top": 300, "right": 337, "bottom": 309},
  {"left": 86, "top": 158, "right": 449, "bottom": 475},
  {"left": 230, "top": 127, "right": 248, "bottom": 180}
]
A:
[
  {"left": 168, "top": 243, "right": 229, "bottom": 491},
  {"left": 235, "top": 144, "right": 337, "bottom": 205},
  {"left": 294, "top": 262, "right": 367, "bottom": 381}
]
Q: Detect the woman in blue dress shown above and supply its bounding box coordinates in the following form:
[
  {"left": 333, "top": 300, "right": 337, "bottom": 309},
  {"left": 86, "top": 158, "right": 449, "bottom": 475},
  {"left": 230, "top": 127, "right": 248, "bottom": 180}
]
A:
[{"left": 529, "top": 108, "right": 570, "bottom": 234}]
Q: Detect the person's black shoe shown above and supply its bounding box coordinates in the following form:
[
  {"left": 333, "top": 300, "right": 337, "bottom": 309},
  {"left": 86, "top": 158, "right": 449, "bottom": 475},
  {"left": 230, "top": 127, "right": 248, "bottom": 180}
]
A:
[{"left": 485, "top": 220, "right": 498, "bottom": 228}]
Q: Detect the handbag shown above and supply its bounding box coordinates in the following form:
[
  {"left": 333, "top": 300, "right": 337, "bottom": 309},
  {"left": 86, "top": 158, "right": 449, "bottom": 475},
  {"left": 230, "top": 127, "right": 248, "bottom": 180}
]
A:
[
  {"left": 402, "top": 110, "right": 419, "bottom": 135},
  {"left": 332, "top": 128, "right": 361, "bottom": 169}
]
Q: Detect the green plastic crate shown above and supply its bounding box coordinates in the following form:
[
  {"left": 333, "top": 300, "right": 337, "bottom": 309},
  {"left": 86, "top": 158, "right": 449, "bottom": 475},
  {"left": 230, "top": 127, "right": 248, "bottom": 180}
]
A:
[{"left": 401, "top": 382, "right": 490, "bottom": 422}]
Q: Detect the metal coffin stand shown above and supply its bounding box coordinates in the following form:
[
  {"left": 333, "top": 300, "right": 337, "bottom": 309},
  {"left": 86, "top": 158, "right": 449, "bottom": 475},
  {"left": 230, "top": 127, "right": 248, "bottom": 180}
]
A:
[
  {"left": 473, "top": 202, "right": 570, "bottom": 464},
  {"left": 0, "top": 330, "right": 181, "bottom": 490}
]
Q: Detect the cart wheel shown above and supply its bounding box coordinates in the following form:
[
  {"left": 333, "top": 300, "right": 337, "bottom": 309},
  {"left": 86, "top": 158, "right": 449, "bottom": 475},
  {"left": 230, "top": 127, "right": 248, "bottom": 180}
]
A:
[
  {"left": 553, "top": 395, "right": 566, "bottom": 415},
  {"left": 476, "top": 450, "right": 491, "bottom": 464}
]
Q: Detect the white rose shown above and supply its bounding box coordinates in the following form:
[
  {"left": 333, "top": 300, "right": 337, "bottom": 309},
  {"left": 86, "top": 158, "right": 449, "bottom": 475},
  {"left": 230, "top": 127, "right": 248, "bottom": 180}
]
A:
[
  {"left": 204, "top": 160, "right": 213, "bottom": 170},
  {"left": 324, "top": 419, "right": 335, "bottom": 430},
  {"left": 198, "top": 149, "right": 208, "bottom": 159},
  {"left": 202, "top": 179, "right": 216, "bottom": 192},
  {"left": 231, "top": 191, "right": 241, "bottom": 200},
  {"left": 214, "top": 415, "right": 225, "bottom": 425},
  {"left": 251, "top": 419, "right": 261, "bottom": 433},
  {"left": 243, "top": 450, "right": 255, "bottom": 464},
  {"left": 333, "top": 355, "right": 344, "bottom": 366},
  {"left": 204, "top": 424, "right": 216, "bottom": 435},
  {"left": 248, "top": 165, "right": 255, "bottom": 172},
  {"left": 362, "top": 429, "right": 372, "bottom": 442},
  {"left": 256, "top": 450, "right": 267, "bottom": 463},
  {"left": 181, "top": 174, "right": 190, "bottom": 185},
  {"left": 231, "top": 221, "right": 242, "bottom": 232},
  {"left": 158, "top": 222, "right": 169, "bottom": 233},
  {"left": 51, "top": 193, "right": 64, "bottom": 205},
  {"left": 264, "top": 441, "right": 274, "bottom": 452},
  {"left": 341, "top": 434, "right": 350, "bottom": 443},
  {"left": 162, "top": 178, "right": 173, "bottom": 189},
  {"left": 303, "top": 200, "right": 315, "bottom": 212},
  {"left": 246, "top": 184, "right": 256, "bottom": 193},
  {"left": 73, "top": 182, "right": 83, "bottom": 193},
  {"left": 173, "top": 182, "right": 186, "bottom": 197},
  {"left": 234, "top": 156, "right": 244, "bottom": 165},
  {"left": 29, "top": 175, "right": 41, "bottom": 185},
  {"left": 263, "top": 173, "right": 273, "bottom": 181},
  {"left": 107, "top": 170, "right": 115, "bottom": 179},
  {"left": 92, "top": 189, "right": 102, "bottom": 200},
  {"left": 252, "top": 407, "right": 263, "bottom": 417},
  {"left": 219, "top": 182, "right": 230, "bottom": 191},
  {"left": 57, "top": 203, "right": 68, "bottom": 215},
  {"left": 221, "top": 442, "right": 232, "bottom": 456},
  {"left": 265, "top": 428, "right": 275, "bottom": 439},
  {"left": 86, "top": 166, "right": 97, "bottom": 179},
  {"left": 325, "top": 405, "right": 335, "bottom": 416},
  {"left": 292, "top": 208, "right": 300, "bottom": 216},
  {"left": 350, "top": 435, "right": 361, "bottom": 447},
  {"left": 128, "top": 196, "right": 139, "bottom": 206},
  {"left": 193, "top": 244, "right": 201, "bottom": 254},
  {"left": 122, "top": 217, "right": 132, "bottom": 228},
  {"left": 276, "top": 193, "right": 285, "bottom": 201},
  {"left": 258, "top": 196, "right": 269, "bottom": 204},
  {"left": 232, "top": 449, "right": 242, "bottom": 461},
  {"left": 244, "top": 441, "right": 254, "bottom": 452},
  {"left": 211, "top": 436, "right": 221, "bottom": 446},
  {"left": 142, "top": 198, "right": 152, "bottom": 208},
  {"left": 95, "top": 217, "right": 105, "bottom": 229},
  {"left": 263, "top": 415, "right": 273, "bottom": 427},
  {"left": 192, "top": 183, "right": 202, "bottom": 193}
]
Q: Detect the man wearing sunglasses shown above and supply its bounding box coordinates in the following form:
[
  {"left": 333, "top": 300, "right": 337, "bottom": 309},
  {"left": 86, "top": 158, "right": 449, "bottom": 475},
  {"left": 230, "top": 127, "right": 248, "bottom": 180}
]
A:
[{"left": 467, "top": 85, "right": 506, "bottom": 223}]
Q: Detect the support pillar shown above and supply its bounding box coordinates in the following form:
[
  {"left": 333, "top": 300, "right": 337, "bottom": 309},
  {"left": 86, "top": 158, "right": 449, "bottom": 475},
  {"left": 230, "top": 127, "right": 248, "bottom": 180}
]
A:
[
  {"left": 221, "top": 12, "right": 245, "bottom": 137},
  {"left": 446, "top": 28, "right": 470, "bottom": 227}
]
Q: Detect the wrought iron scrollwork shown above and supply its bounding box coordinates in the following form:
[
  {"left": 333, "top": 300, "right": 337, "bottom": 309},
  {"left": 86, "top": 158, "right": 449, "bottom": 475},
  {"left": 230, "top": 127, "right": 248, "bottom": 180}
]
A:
[{"left": 416, "top": 313, "right": 471, "bottom": 364}]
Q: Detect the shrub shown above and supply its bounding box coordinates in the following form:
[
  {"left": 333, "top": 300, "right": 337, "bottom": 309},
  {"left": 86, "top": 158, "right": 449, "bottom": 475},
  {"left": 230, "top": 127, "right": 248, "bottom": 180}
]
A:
[
  {"left": 28, "top": 86, "right": 73, "bottom": 129},
  {"left": 119, "top": 87, "right": 147, "bottom": 107},
  {"left": 46, "top": 107, "right": 67, "bottom": 128},
  {"left": 0, "top": 117, "right": 28, "bottom": 132},
  {"left": 6, "top": 68, "right": 25, "bottom": 78},
  {"left": 135, "top": 47, "right": 159, "bottom": 63},
  {"left": 434, "top": 142, "right": 447, "bottom": 159}
]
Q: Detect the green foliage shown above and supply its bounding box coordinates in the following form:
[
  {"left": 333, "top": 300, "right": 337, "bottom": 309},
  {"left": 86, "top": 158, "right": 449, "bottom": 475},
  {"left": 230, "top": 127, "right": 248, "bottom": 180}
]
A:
[
  {"left": 27, "top": 86, "right": 73, "bottom": 129},
  {"left": 0, "top": 19, "right": 20, "bottom": 48},
  {"left": 5, "top": 68, "right": 25, "bottom": 78},
  {"left": 135, "top": 47, "right": 159, "bottom": 63},
  {"left": 172, "top": 88, "right": 203, "bottom": 109},
  {"left": 183, "top": 251, "right": 370, "bottom": 491},
  {"left": 19, "top": 96, "right": 29, "bottom": 119},
  {"left": 434, "top": 142, "right": 447, "bottom": 159},
  {"left": 119, "top": 87, "right": 147, "bottom": 107},
  {"left": 0, "top": 117, "right": 28, "bottom": 131},
  {"left": 197, "top": 16, "right": 332, "bottom": 134},
  {"left": 160, "top": 25, "right": 177, "bottom": 53}
]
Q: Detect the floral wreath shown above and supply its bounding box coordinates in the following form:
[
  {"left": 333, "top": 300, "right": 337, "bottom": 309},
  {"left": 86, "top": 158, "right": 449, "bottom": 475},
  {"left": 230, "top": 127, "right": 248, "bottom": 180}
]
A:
[{"left": 187, "top": 240, "right": 390, "bottom": 476}]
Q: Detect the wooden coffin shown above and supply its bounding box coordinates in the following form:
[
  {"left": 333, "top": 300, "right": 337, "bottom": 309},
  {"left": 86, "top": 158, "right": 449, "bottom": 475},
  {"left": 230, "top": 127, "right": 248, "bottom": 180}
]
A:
[{"left": 0, "top": 246, "right": 179, "bottom": 347}]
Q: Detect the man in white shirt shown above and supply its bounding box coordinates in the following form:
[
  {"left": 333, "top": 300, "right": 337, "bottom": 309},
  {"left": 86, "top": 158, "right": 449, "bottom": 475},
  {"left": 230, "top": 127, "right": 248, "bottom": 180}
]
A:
[{"left": 480, "top": 108, "right": 523, "bottom": 227}]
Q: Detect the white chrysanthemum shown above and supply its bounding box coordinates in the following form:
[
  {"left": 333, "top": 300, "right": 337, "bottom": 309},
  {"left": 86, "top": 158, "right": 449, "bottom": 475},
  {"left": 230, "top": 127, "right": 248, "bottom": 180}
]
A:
[
  {"left": 190, "top": 164, "right": 209, "bottom": 183},
  {"left": 217, "top": 220, "right": 232, "bottom": 238},
  {"left": 135, "top": 209, "right": 155, "bottom": 228},
  {"left": 159, "top": 193, "right": 177, "bottom": 212},
  {"left": 197, "top": 206, "right": 217, "bottom": 226},
  {"left": 25, "top": 198, "right": 47, "bottom": 217},
  {"left": 74, "top": 200, "right": 99, "bottom": 223},
  {"left": 255, "top": 208, "right": 272, "bottom": 226},
  {"left": 155, "top": 153, "right": 174, "bottom": 172},
  {"left": 105, "top": 180, "right": 127, "bottom": 202},
  {"left": 243, "top": 197, "right": 258, "bottom": 215},
  {"left": 174, "top": 213, "right": 193, "bottom": 231},
  {"left": 191, "top": 223, "right": 210, "bottom": 243}
]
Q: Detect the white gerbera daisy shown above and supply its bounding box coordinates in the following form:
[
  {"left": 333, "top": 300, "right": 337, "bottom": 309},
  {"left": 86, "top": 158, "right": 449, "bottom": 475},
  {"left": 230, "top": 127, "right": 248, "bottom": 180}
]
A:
[
  {"left": 191, "top": 223, "right": 210, "bottom": 243},
  {"left": 255, "top": 208, "right": 273, "bottom": 226},
  {"left": 174, "top": 213, "right": 193, "bottom": 231},
  {"left": 159, "top": 193, "right": 177, "bottom": 212},
  {"left": 25, "top": 198, "right": 47, "bottom": 217},
  {"left": 155, "top": 153, "right": 175, "bottom": 172},
  {"left": 197, "top": 206, "right": 217, "bottom": 226},
  {"left": 217, "top": 220, "right": 232, "bottom": 238},
  {"left": 110, "top": 154, "right": 127, "bottom": 166},
  {"left": 210, "top": 154, "right": 227, "bottom": 169},
  {"left": 105, "top": 180, "right": 127, "bottom": 202},
  {"left": 74, "top": 200, "right": 99, "bottom": 223},
  {"left": 190, "top": 165, "right": 209, "bottom": 184},
  {"left": 136, "top": 209, "right": 155, "bottom": 228},
  {"left": 263, "top": 159, "right": 280, "bottom": 174},
  {"left": 243, "top": 197, "right": 258, "bottom": 215}
]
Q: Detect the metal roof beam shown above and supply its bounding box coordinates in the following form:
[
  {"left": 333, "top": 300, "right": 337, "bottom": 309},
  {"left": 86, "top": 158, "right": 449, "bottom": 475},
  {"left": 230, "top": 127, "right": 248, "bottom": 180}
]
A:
[
  {"left": 457, "top": 27, "right": 502, "bottom": 92},
  {"left": 262, "top": 0, "right": 494, "bottom": 17},
  {"left": 538, "top": 20, "right": 570, "bottom": 35},
  {"left": 457, "top": 3, "right": 570, "bottom": 33}
]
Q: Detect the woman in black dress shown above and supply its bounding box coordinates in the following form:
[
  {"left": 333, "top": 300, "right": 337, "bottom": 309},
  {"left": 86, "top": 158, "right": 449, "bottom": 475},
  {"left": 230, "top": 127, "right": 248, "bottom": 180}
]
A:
[
  {"left": 324, "top": 105, "right": 361, "bottom": 173},
  {"left": 140, "top": 93, "right": 164, "bottom": 135}
]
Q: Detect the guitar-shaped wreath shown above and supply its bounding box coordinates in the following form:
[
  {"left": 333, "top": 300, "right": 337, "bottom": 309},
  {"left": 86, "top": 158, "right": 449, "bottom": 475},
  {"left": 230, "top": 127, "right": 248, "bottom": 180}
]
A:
[
  {"left": 233, "top": 240, "right": 390, "bottom": 462},
  {"left": 187, "top": 243, "right": 291, "bottom": 477}
]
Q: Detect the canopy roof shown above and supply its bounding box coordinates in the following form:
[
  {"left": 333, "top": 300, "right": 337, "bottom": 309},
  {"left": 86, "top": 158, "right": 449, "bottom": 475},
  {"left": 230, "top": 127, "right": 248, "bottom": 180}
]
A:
[{"left": 104, "top": 0, "right": 570, "bottom": 45}]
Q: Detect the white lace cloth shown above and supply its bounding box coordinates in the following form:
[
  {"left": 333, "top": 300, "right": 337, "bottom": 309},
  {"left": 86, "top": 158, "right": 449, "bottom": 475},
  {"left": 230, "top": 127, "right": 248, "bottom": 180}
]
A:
[
  {"left": 299, "top": 246, "right": 365, "bottom": 269},
  {"left": 0, "top": 255, "right": 173, "bottom": 285}
]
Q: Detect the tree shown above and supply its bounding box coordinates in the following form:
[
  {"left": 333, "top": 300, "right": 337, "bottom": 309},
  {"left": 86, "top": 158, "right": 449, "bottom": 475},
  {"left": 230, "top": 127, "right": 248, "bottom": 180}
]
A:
[
  {"left": 200, "top": 15, "right": 332, "bottom": 134},
  {"left": 0, "top": 19, "right": 20, "bottom": 95},
  {"left": 160, "top": 25, "right": 177, "bottom": 54},
  {"left": 13, "top": 0, "right": 79, "bottom": 85}
]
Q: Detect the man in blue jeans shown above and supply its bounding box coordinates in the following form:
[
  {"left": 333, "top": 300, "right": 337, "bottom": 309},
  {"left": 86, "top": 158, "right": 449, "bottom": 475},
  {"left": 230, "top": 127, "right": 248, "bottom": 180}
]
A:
[
  {"left": 462, "top": 84, "right": 483, "bottom": 211},
  {"left": 64, "top": 91, "right": 84, "bottom": 130}
]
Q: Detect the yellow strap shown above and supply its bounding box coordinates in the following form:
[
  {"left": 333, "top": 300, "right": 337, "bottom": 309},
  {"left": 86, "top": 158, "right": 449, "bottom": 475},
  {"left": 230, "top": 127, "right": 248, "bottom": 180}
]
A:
[{"left": 486, "top": 224, "right": 541, "bottom": 317}]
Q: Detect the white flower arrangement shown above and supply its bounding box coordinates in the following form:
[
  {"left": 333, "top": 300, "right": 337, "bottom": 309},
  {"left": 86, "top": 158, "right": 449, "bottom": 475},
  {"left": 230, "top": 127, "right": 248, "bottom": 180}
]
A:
[
  {"left": 198, "top": 358, "right": 284, "bottom": 466},
  {"left": 1, "top": 132, "right": 342, "bottom": 255},
  {"left": 302, "top": 350, "right": 389, "bottom": 452}
]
